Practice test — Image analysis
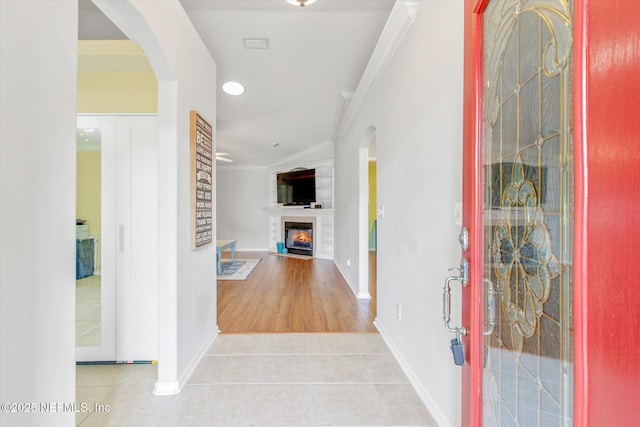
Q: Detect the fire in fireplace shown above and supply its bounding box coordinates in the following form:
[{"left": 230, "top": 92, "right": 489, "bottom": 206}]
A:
[{"left": 284, "top": 221, "right": 313, "bottom": 256}]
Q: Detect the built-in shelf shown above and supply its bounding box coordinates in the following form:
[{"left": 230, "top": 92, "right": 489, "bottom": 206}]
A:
[{"left": 263, "top": 207, "right": 334, "bottom": 215}]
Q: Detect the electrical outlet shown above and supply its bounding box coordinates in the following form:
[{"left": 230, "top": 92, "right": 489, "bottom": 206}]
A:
[
  {"left": 396, "top": 304, "right": 402, "bottom": 321},
  {"left": 346, "top": 257, "right": 351, "bottom": 267}
]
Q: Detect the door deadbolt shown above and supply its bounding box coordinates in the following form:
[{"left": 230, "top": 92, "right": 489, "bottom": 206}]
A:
[{"left": 458, "top": 227, "right": 469, "bottom": 251}]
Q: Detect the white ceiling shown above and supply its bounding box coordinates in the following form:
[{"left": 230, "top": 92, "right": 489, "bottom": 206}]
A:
[{"left": 78, "top": 0, "right": 393, "bottom": 166}]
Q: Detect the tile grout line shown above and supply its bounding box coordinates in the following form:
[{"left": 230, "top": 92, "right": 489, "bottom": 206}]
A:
[
  {"left": 203, "top": 352, "right": 392, "bottom": 356},
  {"left": 307, "top": 340, "right": 314, "bottom": 426},
  {"left": 372, "top": 383, "right": 393, "bottom": 427},
  {"left": 186, "top": 381, "right": 412, "bottom": 386}
]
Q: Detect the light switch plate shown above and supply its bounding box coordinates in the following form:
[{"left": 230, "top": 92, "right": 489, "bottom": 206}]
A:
[{"left": 454, "top": 202, "right": 463, "bottom": 225}]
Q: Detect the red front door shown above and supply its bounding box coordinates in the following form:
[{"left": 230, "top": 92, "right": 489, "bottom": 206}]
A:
[{"left": 461, "top": 0, "right": 640, "bottom": 426}]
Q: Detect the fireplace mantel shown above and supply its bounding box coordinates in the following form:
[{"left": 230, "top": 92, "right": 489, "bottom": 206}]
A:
[{"left": 263, "top": 206, "right": 335, "bottom": 216}]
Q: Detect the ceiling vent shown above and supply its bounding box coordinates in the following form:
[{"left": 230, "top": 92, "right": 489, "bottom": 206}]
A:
[{"left": 243, "top": 38, "right": 270, "bottom": 50}]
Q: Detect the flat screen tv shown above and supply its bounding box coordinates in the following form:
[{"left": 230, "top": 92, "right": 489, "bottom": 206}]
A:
[{"left": 276, "top": 169, "right": 316, "bottom": 206}]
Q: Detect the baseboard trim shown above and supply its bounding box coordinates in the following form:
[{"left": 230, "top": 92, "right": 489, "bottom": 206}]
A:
[
  {"left": 334, "top": 260, "right": 358, "bottom": 298},
  {"left": 152, "top": 327, "right": 220, "bottom": 397},
  {"left": 179, "top": 327, "right": 219, "bottom": 387},
  {"left": 153, "top": 380, "right": 180, "bottom": 396},
  {"left": 374, "top": 320, "right": 454, "bottom": 427},
  {"left": 153, "top": 328, "right": 219, "bottom": 396}
]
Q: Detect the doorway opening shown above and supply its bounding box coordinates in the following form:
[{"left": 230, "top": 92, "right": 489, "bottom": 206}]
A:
[
  {"left": 368, "top": 150, "right": 377, "bottom": 311},
  {"left": 358, "top": 127, "right": 377, "bottom": 317},
  {"left": 76, "top": 1, "right": 159, "bottom": 363}
]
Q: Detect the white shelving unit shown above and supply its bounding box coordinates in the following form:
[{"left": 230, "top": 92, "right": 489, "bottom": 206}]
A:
[
  {"left": 266, "top": 160, "right": 334, "bottom": 259},
  {"left": 314, "top": 163, "right": 333, "bottom": 209}
]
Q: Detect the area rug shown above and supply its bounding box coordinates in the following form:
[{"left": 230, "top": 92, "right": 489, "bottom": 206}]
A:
[{"left": 217, "top": 259, "right": 260, "bottom": 280}]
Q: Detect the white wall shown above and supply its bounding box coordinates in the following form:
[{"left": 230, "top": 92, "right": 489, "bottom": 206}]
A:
[
  {"left": 141, "top": 2, "right": 218, "bottom": 391},
  {"left": 0, "top": 1, "right": 77, "bottom": 426},
  {"left": 91, "top": 0, "right": 218, "bottom": 393},
  {"left": 217, "top": 168, "right": 270, "bottom": 250},
  {"left": 215, "top": 141, "right": 335, "bottom": 253},
  {"left": 334, "top": 2, "right": 464, "bottom": 426}
]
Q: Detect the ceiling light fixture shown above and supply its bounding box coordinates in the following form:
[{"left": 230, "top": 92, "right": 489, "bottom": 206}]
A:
[
  {"left": 286, "top": 0, "right": 317, "bottom": 7},
  {"left": 222, "top": 81, "right": 245, "bottom": 96}
]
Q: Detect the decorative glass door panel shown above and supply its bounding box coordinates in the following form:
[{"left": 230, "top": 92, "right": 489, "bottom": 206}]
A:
[{"left": 481, "top": 1, "right": 573, "bottom": 425}]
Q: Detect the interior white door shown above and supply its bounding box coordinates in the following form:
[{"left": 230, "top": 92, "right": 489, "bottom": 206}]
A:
[
  {"left": 115, "top": 117, "right": 158, "bottom": 361},
  {"left": 76, "top": 115, "right": 158, "bottom": 362}
]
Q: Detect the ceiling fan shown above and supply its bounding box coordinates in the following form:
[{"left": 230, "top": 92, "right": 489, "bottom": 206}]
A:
[{"left": 216, "top": 152, "right": 233, "bottom": 163}]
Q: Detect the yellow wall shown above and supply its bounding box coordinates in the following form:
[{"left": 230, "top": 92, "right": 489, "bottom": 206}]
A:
[
  {"left": 368, "top": 162, "right": 377, "bottom": 250},
  {"left": 77, "top": 151, "right": 101, "bottom": 269},
  {"left": 77, "top": 72, "right": 157, "bottom": 113}
]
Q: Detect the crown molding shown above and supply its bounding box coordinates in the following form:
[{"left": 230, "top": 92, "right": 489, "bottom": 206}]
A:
[
  {"left": 336, "top": 1, "right": 419, "bottom": 139},
  {"left": 331, "top": 91, "right": 354, "bottom": 140}
]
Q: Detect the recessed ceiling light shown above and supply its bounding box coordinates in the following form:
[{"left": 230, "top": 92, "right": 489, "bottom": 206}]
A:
[
  {"left": 222, "top": 81, "right": 245, "bottom": 96},
  {"left": 286, "top": 0, "right": 317, "bottom": 7}
]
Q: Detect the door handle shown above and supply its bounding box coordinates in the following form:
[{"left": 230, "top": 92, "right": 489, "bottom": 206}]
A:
[
  {"left": 442, "top": 264, "right": 468, "bottom": 337},
  {"left": 484, "top": 279, "right": 498, "bottom": 336},
  {"left": 443, "top": 228, "right": 469, "bottom": 335},
  {"left": 119, "top": 224, "right": 125, "bottom": 252},
  {"left": 443, "top": 265, "right": 468, "bottom": 366}
]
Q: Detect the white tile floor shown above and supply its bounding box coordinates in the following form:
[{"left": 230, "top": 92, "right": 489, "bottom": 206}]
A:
[
  {"left": 76, "top": 333, "right": 438, "bottom": 426},
  {"left": 76, "top": 275, "right": 101, "bottom": 347}
]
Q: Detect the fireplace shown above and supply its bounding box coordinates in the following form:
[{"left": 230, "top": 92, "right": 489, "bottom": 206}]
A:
[{"left": 284, "top": 221, "right": 313, "bottom": 256}]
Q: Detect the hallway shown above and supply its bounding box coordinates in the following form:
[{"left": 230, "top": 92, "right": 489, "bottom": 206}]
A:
[
  {"left": 76, "top": 333, "right": 437, "bottom": 426},
  {"left": 217, "top": 252, "right": 376, "bottom": 333}
]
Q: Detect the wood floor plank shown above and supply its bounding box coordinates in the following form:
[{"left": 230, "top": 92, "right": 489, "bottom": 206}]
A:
[{"left": 217, "top": 251, "right": 377, "bottom": 333}]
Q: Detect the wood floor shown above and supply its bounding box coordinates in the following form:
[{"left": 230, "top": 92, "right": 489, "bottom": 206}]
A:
[{"left": 217, "top": 251, "right": 377, "bottom": 333}]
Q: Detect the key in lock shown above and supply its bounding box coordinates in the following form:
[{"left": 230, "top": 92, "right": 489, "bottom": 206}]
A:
[{"left": 450, "top": 333, "right": 464, "bottom": 366}]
